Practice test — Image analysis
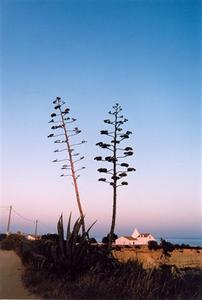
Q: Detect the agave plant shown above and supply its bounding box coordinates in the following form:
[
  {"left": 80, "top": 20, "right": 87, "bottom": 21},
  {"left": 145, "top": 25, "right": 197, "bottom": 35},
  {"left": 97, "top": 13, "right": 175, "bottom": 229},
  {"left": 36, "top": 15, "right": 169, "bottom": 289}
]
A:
[
  {"left": 48, "top": 97, "right": 87, "bottom": 234},
  {"left": 94, "top": 103, "right": 136, "bottom": 249},
  {"left": 50, "top": 213, "right": 97, "bottom": 279}
]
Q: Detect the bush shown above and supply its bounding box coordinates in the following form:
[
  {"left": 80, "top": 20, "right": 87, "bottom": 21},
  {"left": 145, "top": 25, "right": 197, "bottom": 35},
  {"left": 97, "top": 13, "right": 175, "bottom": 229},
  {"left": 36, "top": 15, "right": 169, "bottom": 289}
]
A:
[
  {"left": 89, "top": 237, "right": 97, "bottom": 243},
  {"left": 148, "top": 240, "right": 159, "bottom": 250},
  {"left": 160, "top": 239, "right": 175, "bottom": 255},
  {"left": 18, "top": 214, "right": 102, "bottom": 280},
  {"left": 41, "top": 233, "right": 58, "bottom": 241},
  {"left": 0, "top": 234, "right": 26, "bottom": 250},
  {"left": 102, "top": 233, "right": 118, "bottom": 244},
  {"left": 0, "top": 233, "right": 7, "bottom": 241}
]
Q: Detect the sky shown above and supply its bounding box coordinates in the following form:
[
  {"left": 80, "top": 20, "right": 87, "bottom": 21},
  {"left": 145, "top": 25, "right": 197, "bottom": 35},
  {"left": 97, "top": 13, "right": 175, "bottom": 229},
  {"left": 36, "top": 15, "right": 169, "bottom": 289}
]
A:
[{"left": 1, "top": 0, "right": 201, "bottom": 239}]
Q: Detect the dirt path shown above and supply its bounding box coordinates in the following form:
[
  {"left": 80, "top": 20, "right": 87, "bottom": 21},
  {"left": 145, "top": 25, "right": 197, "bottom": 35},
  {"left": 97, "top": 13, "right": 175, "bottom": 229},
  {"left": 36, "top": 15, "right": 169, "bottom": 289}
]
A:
[{"left": 0, "top": 250, "right": 38, "bottom": 299}]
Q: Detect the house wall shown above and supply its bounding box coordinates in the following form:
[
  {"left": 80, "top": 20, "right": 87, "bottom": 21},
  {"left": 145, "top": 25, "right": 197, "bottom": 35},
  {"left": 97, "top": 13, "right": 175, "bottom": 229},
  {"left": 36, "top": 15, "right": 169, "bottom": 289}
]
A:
[
  {"left": 27, "top": 235, "right": 36, "bottom": 241},
  {"left": 135, "top": 235, "right": 155, "bottom": 245},
  {"left": 115, "top": 235, "right": 156, "bottom": 246},
  {"left": 115, "top": 237, "right": 135, "bottom": 245}
]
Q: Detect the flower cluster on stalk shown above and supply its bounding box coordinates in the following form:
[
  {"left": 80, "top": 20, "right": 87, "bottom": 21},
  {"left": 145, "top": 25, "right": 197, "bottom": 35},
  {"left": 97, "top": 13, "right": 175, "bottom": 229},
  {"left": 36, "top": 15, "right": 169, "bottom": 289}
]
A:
[
  {"left": 94, "top": 103, "right": 136, "bottom": 188},
  {"left": 47, "top": 97, "right": 86, "bottom": 180}
]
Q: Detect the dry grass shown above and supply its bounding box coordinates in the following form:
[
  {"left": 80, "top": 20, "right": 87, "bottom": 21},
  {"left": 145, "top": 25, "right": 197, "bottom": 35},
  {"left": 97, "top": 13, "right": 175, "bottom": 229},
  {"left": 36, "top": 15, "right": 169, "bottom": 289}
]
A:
[{"left": 21, "top": 259, "right": 202, "bottom": 299}]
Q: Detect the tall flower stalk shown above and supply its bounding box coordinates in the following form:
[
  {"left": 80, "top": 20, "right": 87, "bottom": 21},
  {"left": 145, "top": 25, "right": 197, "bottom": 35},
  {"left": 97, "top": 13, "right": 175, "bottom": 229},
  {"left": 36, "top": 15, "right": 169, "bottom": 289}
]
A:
[
  {"left": 94, "top": 103, "right": 136, "bottom": 249},
  {"left": 48, "top": 97, "right": 86, "bottom": 233}
]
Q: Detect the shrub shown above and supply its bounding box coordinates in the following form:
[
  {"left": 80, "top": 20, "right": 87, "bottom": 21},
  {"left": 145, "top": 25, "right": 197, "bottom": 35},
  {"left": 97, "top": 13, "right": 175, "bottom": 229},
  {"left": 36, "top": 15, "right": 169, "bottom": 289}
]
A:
[
  {"left": 89, "top": 237, "right": 97, "bottom": 243},
  {"left": 0, "top": 234, "right": 26, "bottom": 250},
  {"left": 102, "top": 233, "right": 118, "bottom": 244},
  {"left": 160, "top": 239, "right": 175, "bottom": 255},
  {"left": 148, "top": 240, "right": 159, "bottom": 250},
  {"left": 41, "top": 233, "right": 58, "bottom": 241},
  {"left": 181, "top": 243, "right": 191, "bottom": 249},
  {"left": 0, "top": 233, "right": 7, "bottom": 241},
  {"left": 20, "top": 214, "right": 101, "bottom": 280}
]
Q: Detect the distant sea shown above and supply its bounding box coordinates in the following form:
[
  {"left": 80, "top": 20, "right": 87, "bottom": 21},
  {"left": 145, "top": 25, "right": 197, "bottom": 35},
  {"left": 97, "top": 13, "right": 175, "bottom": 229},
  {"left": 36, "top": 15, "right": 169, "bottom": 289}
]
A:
[{"left": 159, "top": 238, "right": 202, "bottom": 247}]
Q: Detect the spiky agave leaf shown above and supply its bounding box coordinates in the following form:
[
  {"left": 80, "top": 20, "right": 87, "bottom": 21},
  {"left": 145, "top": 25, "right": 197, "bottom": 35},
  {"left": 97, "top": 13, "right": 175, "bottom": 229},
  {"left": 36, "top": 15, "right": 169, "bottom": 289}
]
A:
[
  {"left": 86, "top": 220, "right": 97, "bottom": 237},
  {"left": 71, "top": 216, "right": 84, "bottom": 246},
  {"left": 57, "top": 214, "right": 65, "bottom": 256},
  {"left": 66, "top": 212, "right": 72, "bottom": 241}
]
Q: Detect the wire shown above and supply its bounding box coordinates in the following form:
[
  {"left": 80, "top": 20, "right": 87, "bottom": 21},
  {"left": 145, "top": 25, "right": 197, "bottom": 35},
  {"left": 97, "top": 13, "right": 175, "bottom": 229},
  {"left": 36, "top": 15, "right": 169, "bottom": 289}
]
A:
[
  {"left": 38, "top": 220, "right": 52, "bottom": 231},
  {"left": 0, "top": 206, "right": 10, "bottom": 210},
  {"left": 12, "top": 209, "right": 35, "bottom": 224},
  {"left": 1, "top": 206, "right": 52, "bottom": 233}
]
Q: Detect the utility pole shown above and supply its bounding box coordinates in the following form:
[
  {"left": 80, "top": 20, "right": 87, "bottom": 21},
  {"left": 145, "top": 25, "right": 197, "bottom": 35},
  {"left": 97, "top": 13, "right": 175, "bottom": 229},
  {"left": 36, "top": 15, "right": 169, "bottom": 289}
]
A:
[
  {"left": 6, "top": 205, "right": 12, "bottom": 235},
  {"left": 34, "top": 219, "right": 38, "bottom": 239}
]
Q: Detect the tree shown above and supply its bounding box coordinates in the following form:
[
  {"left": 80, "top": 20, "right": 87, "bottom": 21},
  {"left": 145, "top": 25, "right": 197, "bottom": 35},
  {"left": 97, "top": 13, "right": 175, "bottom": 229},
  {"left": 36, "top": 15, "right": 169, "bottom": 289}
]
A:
[
  {"left": 94, "top": 103, "right": 136, "bottom": 249},
  {"left": 48, "top": 97, "right": 86, "bottom": 233}
]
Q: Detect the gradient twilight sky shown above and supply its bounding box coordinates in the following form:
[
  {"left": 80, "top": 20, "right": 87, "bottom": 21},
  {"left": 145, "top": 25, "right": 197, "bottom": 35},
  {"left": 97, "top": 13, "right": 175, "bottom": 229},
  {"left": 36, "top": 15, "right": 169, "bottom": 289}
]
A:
[{"left": 1, "top": 0, "right": 201, "bottom": 238}]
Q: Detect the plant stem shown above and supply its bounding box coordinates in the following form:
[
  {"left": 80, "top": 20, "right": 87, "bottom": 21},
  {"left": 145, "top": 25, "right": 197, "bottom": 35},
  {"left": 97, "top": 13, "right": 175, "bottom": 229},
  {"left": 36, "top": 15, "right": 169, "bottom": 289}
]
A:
[
  {"left": 59, "top": 106, "right": 85, "bottom": 234},
  {"left": 108, "top": 108, "right": 118, "bottom": 250}
]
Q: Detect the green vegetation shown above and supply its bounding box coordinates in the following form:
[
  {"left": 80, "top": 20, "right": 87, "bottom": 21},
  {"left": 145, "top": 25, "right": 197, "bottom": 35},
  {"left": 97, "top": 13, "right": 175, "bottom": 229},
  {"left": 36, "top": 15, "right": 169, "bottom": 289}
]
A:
[
  {"left": 102, "top": 233, "right": 118, "bottom": 244},
  {"left": 21, "top": 259, "right": 202, "bottom": 299},
  {"left": 148, "top": 240, "right": 159, "bottom": 251},
  {"left": 0, "top": 233, "right": 26, "bottom": 250},
  {"left": 1, "top": 223, "right": 201, "bottom": 299},
  {"left": 160, "top": 239, "right": 175, "bottom": 256}
]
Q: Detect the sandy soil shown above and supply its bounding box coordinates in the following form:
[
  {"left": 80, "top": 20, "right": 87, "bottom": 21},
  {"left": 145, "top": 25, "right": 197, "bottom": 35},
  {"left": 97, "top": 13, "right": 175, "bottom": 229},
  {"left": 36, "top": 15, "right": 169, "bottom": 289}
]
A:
[{"left": 0, "top": 250, "right": 38, "bottom": 299}]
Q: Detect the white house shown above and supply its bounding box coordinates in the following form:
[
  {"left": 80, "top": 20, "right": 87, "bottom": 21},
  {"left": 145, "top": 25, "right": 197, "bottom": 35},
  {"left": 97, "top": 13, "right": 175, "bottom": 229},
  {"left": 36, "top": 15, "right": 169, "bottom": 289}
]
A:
[
  {"left": 26, "top": 234, "right": 40, "bottom": 241},
  {"left": 115, "top": 228, "right": 156, "bottom": 246},
  {"left": 27, "top": 234, "right": 36, "bottom": 240},
  {"left": 115, "top": 236, "right": 137, "bottom": 246}
]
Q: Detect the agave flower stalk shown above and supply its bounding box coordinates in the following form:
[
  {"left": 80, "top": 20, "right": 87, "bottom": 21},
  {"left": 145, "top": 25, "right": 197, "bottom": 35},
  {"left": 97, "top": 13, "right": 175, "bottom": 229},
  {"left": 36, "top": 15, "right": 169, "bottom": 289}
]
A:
[
  {"left": 95, "top": 103, "right": 136, "bottom": 249},
  {"left": 48, "top": 97, "right": 86, "bottom": 234}
]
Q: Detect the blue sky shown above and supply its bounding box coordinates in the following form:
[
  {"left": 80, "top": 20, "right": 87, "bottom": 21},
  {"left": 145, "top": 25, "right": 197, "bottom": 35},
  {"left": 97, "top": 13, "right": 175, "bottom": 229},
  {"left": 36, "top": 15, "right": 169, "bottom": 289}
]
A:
[{"left": 1, "top": 0, "right": 201, "bottom": 238}]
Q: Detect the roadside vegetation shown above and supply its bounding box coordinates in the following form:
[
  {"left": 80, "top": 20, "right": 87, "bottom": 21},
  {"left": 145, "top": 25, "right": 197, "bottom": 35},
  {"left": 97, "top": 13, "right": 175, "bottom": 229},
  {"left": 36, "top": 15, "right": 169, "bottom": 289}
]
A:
[{"left": 1, "top": 228, "right": 202, "bottom": 299}]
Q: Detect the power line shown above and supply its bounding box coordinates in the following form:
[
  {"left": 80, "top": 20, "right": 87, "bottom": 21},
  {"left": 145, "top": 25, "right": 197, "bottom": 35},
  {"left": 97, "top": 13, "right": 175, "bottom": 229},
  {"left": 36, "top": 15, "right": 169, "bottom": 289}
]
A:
[
  {"left": 0, "top": 206, "right": 10, "bottom": 210},
  {"left": 12, "top": 209, "right": 35, "bottom": 224},
  {"left": 1, "top": 205, "right": 53, "bottom": 234},
  {"left": 39, "top": 220, "right": 51, "bottom": 229}
]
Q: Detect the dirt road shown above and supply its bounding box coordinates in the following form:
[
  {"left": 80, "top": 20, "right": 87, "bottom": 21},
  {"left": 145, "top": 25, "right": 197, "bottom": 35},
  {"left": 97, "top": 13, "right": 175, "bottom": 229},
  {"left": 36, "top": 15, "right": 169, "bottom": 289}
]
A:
[{"left": 0, "top": 250, "right": 38, "bottom": 299}]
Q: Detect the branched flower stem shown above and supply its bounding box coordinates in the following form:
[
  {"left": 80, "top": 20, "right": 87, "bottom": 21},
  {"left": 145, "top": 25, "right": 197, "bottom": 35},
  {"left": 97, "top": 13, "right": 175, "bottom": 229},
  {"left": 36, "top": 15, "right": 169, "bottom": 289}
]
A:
[
  {"left": 109, "top": 106, "right": 118, "bottom": 250},
  {"left": 95, "top": 103, "right": 135, "bottom": 250},
  {"left": 57, "top": 102, "right": 85, "bottom": 234}
]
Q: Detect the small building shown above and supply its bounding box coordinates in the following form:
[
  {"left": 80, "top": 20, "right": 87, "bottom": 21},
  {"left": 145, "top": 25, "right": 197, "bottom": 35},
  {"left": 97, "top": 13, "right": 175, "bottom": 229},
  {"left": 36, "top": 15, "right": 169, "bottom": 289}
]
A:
[
  {"left": 115, "top": 228, "right": 156, "bottom": 246},
  {"left": 115, "top": 236, "right": 137, "bottom": 246},
  {"left": 26, "top": 234, "right": 40, "bottom": 241}
]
